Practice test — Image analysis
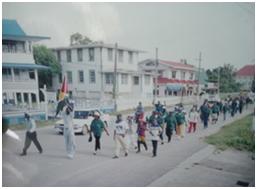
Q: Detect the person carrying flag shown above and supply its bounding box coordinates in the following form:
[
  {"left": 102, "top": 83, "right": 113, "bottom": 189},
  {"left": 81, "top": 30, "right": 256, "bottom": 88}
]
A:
[{"left": 56, "top": 77, "right": 76, "bottom": 159}]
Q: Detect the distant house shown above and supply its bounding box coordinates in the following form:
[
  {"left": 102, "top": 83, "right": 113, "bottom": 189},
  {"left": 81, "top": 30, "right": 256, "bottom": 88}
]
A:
[
  {"left": 2, "top": 19, "right": 49, "bottom": 108},
  {"left": 50, "top": 43, "right": 154, "bottom": 105},
  {"left": 235, "top": 64, "right": 255, "bottom": 91},
  {"left": 138, "top": 59, "right": 197, "bottom": 97}
]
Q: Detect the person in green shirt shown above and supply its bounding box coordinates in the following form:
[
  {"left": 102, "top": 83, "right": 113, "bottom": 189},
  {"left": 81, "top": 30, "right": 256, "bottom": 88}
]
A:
[
  {"left": 175, "top": 109, "right": 186, "bottom": 139},
  {"left": 164, "top": 111, "right": 177, "bottom": 142},
  {"left": 89, "top": 111, "right": 109, "bottom": 155},
  {"left": 211, "top": 102, "right": 219, "bottom": 124}
]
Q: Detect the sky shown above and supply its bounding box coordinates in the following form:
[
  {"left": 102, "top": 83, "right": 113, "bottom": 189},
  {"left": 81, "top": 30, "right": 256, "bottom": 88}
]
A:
[{"left": 2, "top": 2, "right": 255, "bottom": 70}]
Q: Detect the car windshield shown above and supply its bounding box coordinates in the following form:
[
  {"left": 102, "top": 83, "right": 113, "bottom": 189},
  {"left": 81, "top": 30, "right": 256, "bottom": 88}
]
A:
[{"left": 74, "top": 111, "right": 92, "bottom": 119}]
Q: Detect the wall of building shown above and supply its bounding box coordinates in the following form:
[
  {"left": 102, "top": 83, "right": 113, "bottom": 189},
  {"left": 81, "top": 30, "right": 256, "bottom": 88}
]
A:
[
  {"left": 3, "top": 52, "right": 34, "bottom": 64},
  {"left": 52, "top": 46, "right": 152, "bottom": 100}
]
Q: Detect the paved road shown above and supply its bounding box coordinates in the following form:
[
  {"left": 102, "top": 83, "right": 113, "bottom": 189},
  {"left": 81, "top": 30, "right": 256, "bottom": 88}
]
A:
[{"left": 2, "top": 106, "right": 254, "bottom": 187}]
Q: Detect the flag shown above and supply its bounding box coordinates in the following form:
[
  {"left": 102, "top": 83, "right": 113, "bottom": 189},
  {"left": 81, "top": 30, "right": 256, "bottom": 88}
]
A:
[
  {"left": 59, "top": 76, "right": 68, "bottom": 101},
  {"left": 55, "top": 76, "right": 68, "bottom": 117}
]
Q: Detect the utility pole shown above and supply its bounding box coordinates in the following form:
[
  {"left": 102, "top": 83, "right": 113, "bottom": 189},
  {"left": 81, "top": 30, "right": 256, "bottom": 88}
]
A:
[
  {"left": 113, "top": 43, "right": 118, "bottom": 111},
  {"left": 154, "top": 48, "right": 158, "bottom": 103},
  {"left": 218, "top": 66, "right": 220, "bottom": 96},
  {"left": 196, "top": 52, "right": 202, "bottom": 105}
]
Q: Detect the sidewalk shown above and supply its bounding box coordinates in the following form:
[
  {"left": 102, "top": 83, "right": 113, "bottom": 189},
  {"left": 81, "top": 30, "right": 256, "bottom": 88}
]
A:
[{"left": 148, "top": 109, "right": 255, "bottom": 187}]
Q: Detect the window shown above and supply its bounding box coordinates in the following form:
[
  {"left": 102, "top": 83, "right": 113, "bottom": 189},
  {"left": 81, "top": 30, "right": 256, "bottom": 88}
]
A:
[
  {"left": 78, "top": 70, "right": 84, "bottom": 83},
  {"left": 57, "top": 51, "right": 61, "bottom": 62},
  {"left": 14, "top": 69, "right": 20, "bottom": 78},
  {"left": 3, "top": 68, "right": 12, "bottom": 80},
  {"left": 89, "top": 70, "right": 96, "bottom": 83},
  {"left": 59, "top": 73, "right": 62, "bottom": 83},
  {"left": 121, "top": 74, "right": 128, "bottom": 85},
  {"left": 23, "top": 93, "right": 29, "bottom": 103},
  {"left": 108, "top": 48, "right": 113, "bottom": 61},
  {"left": 128, "top": 51, "right": 133, "bottom": 64},
  {"left": 16, "top": 93, "right": 22, "bottom": 103},
  {"left": 67, "top": 71, "right": 73, "bottom": 83},
  {"left": 190, "top": 73, "right": 194, "bottom": 80},
  {"left": 133, "top": 76, "right": 139, "bottom": 85},
  {"left": 28, "top": 41, "right": 32, "bottom": 53},
  {"left": 67, "top": 50, "right": 71, "bottom": 62},
  {"left": 181, "top": 72, "right": 186, "bottom": 80},
  {"left": 89, "top": 48, "right": 94, "bottom": 61},
  {"left": 105, "top": 73, "right": 114, "bottom": 84},
  {"left": 172, "top": 71, "right": 176, "bottom": 79},
  {"left": 118, "top": 50, "right": 123, "bottom": 62},
  {"left": 77, "top": 48, "right": 83, "bottom": 61},
  {"left": 145, "top": 75, "right": 150, "bottom": 85},
  {"left": 29, "top": 69, "right": 35, "bottom": 79}
]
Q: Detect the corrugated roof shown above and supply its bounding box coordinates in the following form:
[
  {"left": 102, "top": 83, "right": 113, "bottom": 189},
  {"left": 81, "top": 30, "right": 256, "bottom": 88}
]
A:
[
  {"left": 2, "top": 19, "right": 50, "bottom": 41},
  {"left": 3, "top": 63, "right": 49, "bottom": 70},
  {"left": 3, "top": 19, "right": 26, "bottom": 36},
  {"left": 51, "top": 43, "right": 145, "bottom": 53},
  {"left": 139, "top": 59, "right": 196, "bottom": 71},
  {"left": 159, "top": 59, "right": 195, "bottom": 69},
  {"left": 236, "top": 65, "right": 255, "bottom": 77}
]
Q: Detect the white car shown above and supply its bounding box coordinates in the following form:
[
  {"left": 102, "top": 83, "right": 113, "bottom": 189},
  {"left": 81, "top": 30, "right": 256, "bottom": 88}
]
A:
[{"left": 54, "top": 109, "right": 110, "bottom": 135}]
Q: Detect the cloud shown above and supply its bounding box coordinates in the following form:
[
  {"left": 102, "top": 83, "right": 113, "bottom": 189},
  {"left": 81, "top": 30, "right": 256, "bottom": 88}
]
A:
[{"left": 3, "top": 2, "right": 122, "bottom": 47}]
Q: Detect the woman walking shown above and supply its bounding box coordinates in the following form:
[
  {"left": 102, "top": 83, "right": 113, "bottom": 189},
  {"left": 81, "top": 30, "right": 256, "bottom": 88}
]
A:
[
  {"left": 188, "top": 106, "right": 199, "bottom": 133},
  {"left": 149, "top": 114, "right": 163, "bottom": 157},
  {"left": 136, "top": 118, "right": 148, "bottom": 153},
  {"left": 89, "top": 111, "right": 110, "bottom": 155}
]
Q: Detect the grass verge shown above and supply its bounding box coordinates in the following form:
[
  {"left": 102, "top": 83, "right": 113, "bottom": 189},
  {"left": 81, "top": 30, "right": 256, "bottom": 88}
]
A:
[{"left": 205, "top": 114, "right": 255, "bottom": 152}]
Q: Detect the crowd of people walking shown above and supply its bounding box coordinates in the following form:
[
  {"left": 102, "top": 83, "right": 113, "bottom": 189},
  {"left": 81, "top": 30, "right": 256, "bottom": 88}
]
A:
[{"left": 19, "top": 94, "right": 253, "bottom": 160}]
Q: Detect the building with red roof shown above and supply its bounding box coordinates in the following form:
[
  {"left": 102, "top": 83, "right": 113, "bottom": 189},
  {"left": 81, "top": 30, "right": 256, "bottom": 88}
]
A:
[
  {"left": 139, "top": 59, "right": 197, "bottom": 97},
  {"left": 235, "top": 64, "right": 255, "bottom": 91}
]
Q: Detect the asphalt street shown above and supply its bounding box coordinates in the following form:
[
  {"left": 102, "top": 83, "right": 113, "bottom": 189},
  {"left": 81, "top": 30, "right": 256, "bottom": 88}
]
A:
[{"left": 2, "top": 105, "right": 254, "bottom": 187}]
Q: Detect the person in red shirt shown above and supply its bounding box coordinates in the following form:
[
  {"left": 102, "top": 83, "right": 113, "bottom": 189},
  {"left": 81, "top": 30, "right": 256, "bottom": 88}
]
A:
[{"left": 136, "top": 118, "right": 148, "bottom": 153}]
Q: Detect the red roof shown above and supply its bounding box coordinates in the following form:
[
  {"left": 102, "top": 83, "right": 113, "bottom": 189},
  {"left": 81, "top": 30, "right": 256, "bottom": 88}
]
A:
[
  {"left": 154, "top": 77, "right": 197, "bottom": 84},
  {"left": 159, "top": 60, "right": 195, "bottom": 69},
  {"left": 236, "top": 65, "right": 255, "bottom": 77}
]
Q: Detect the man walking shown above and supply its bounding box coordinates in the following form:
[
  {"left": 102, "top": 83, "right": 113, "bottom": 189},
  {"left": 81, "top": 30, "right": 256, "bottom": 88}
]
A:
[
  {"left": 200, "top": 100, "right": 210, "bottom": 129},
  {"left": 113, "top": 114, "right": 129, "bottom": 159},
  {"left": 20, "top": 112, "right": 43, "bottom": 156},
  {"left": 62, "top": 101, "right": 76, "bottom": 159},
  {"left": 164, "top": 111, "right": 177, "bottom": 142}
]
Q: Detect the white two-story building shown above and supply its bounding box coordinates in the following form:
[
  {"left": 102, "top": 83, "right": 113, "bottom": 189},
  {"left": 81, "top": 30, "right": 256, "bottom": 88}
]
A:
[
  {"left": 2, "top": 19, "right": 49, "bottom": 109},
  {"left": 139, "top": 59, "right": 197, "bottom": 97},
  {"left": 51, "top": 43, "right": 154, "bottom": 109}
]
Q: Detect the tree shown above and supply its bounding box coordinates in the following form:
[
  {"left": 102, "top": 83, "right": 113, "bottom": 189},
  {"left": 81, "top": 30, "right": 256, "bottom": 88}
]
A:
[
  {"left": 33, "top": 45, "right": 61, "bottom": 88},
  {"left": 70, "top": 32, "right": 92, "bottom": 46},
  {"left": 206, "top": 64, "right": 242, "bottom": 93}
]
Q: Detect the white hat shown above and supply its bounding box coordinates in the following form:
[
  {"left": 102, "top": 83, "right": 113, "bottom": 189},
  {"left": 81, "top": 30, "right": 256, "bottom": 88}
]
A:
[{"left": 94, "top": 111, "right": 100, "bottom": 117}]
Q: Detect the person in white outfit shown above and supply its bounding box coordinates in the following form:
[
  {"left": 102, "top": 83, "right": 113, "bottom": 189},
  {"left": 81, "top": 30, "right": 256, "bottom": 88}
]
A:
[
  {"left": 113, "top": 114, "right": 129, "bottom": 159},
  {"left": 149, "top": 115, "right": 163, "bottom": 157},
  {"left": 127, "top": 115, "right": 137, "bottom": 150},
  {"left": 61, "top": 100, "right": 76, "bottom": 159}
]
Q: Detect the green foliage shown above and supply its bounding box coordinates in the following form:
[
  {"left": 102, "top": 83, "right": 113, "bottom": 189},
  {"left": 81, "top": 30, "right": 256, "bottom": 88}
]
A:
[
  {"left": 205, "top": 115, "right": 255, "bottom": 152},
  {"left": 206, "top": 64, "right": 242, "bottom": 93},
  {"left": 33, "top": 45, "right": 61, "bottom": 88},
  {"left": 70, "top": 32, "right": 92, "bottom": 46}
]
